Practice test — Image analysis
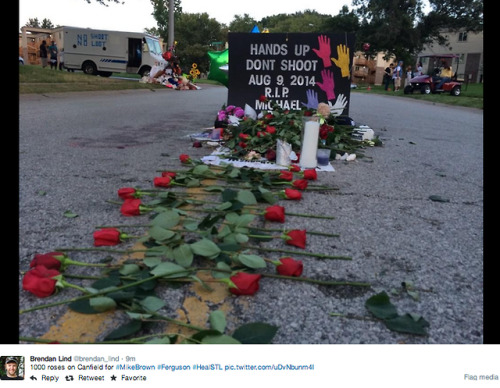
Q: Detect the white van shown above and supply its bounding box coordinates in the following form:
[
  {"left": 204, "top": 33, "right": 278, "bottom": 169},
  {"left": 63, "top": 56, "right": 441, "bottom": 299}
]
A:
[{"left": 58, "top": 26, "right": 166, "bottom": 77}]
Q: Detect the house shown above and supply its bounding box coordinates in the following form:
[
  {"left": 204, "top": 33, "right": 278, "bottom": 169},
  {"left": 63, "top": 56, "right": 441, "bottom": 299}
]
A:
[{"left": 352, "top": 29, "right": 483, "bottom": 85}]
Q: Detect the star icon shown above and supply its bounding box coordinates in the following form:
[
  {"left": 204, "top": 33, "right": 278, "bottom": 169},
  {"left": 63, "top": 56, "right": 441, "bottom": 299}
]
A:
[{"left": 111, "top": 375, "right": 117, "bottom": 381}]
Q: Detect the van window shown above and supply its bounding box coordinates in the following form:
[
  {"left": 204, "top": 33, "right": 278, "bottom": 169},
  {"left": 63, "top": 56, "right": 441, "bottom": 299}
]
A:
[{"left": 145, "top": 37, "right": 162, "bottom": 56}]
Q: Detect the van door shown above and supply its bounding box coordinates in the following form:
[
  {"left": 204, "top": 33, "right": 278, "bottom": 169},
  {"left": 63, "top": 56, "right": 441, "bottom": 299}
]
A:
[{"left": 127, "top": 38, "right": 142, "bottom": 70}]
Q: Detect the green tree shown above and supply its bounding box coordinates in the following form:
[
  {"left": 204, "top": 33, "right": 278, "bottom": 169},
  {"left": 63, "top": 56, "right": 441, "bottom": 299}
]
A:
[
  {"left": 228, "top": 14, "right": 258, "bottom": 32},
  {"left": 173, "top": 13, "right": 225, "bottom": 74},
  {"left": 150, "top": 0, "right": 182, "bottom": 45},
  {"left": 260, "top": 10, "right": 331, "bottom": 33}
]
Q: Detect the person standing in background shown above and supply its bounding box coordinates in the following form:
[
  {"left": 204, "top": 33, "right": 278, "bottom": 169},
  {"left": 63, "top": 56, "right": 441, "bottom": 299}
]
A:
[
  {"left": 48, "top": 40, "right": 58, "bottom": 70},
  {"left": 405, "top": 65, "right": 413, "bottom": 87},
  {"left": 39, "top": 40, "right": 48, "bottom": 68},
  {"left": 384, "top": 63, "right": 394, "bottom": 91},
  {"left": 415, "top": 61, "right": 423, "bottom": 76},
  {"left": 393, "top": 60, "right": 403, "bottom": 91}
]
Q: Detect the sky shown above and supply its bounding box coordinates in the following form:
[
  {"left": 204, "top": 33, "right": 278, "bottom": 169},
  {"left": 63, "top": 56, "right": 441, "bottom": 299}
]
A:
[{"left": 19, "top": 0, "right": 348, "bottom": 33}]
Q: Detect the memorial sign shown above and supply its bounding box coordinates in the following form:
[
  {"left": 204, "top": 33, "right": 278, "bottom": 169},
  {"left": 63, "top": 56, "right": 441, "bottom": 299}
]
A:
[{"left": 228, "top": 32, "right": 355, "bottom": 116}]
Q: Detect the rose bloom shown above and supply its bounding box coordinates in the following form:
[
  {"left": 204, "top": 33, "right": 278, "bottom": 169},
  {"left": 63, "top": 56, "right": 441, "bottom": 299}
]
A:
[
  {"left": 284, "top": 188, "right": 302, "bottom": 200},
  {"left": 279, "top": 171, "right": 293, "bottom": 181},
  {"left": 285, "top": 229, "right": 307, "bottom": 249},
  {"left": 265, "top": 149, "right": 276, "bottom": 161},
  {"left": 264, "top": 205, "right": 285, "bottom": 223},
  {"left": 162, "top": 171, "right": 176, "bottom": 178},
  {"left": 121, "top": 198, "right": 142, "bottom": 216},
  {"left": 276, "top": 257, "right": 303, "bottom": 277},
  {"left": 229, "top": 272, "right": 262, "bottom": 295},
  {"left": 239, "top": 133, "right": 250, "bottom": 140},
  {"left": 179, "top": 154, "right": 191, "bottom": 164},
  {"left": 234, "top": 107, "right": 245, "bottom": 118},
  {"left": 259, "top": 95, "right": 268, "bottom": 102},
  {"left": 256, "top": 131, "right": 266, "bottom": 138},
  {"left": 22, "top": 265, "right": 61, "bottom": 298},
  {"left": 265, "top": 125, "right": 276, "bottom": 134},
  {"left": 303, "top": 110, "right": 313, "bottom": 116},
  {"left": 303, "top": 169, "right": 317, "bottom": 180},
  {"left": 154, "top": 176, "right": 172, "bottom": 188},
  {"left": 265, "top": 113, "right": 273, "bottom": 120},
  {"left": 118, "top": 187, "right": 137, "bottom": 200},
  {"left": 94, "top": 228, "right": 121, "bottom": 246},
  {"left": 238, "top": 141, "right": 247, "bottom": 148},
  {"left": 289, "top": 164, "right": 301, "bottom": 172},
  {"left": 292, "top": 179, "right": 308, "bottom": 190},
  {"left": 30, "top": 252, "right": 64, "bottom": 270}
]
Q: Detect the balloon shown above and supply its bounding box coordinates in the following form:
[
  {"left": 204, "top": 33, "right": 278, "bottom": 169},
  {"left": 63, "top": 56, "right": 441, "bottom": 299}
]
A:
[{"left": 207, "top": 49, "right": 229, "bottom": 87}]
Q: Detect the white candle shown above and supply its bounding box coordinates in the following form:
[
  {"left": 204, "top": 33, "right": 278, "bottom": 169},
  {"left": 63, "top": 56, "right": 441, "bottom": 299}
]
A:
[{"left": 299, "top": 119, "right": 320, "bottom": 168}]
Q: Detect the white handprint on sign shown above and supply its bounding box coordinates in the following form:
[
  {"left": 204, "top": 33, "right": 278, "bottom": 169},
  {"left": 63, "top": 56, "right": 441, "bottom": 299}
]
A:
[{"left": 328, "top": 94, "right": 348, "bottom": 116}]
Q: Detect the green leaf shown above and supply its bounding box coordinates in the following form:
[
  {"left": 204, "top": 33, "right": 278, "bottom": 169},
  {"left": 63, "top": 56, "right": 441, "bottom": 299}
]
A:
[
  {"left": 201, "top": 335, "right": 241, "bottom": 344},
  {"left": 68, "top": 299, "right": 100, "bottom": 314},
  {"left": 209, "top": 310, "right": 226, "bottom": 333},
  {"left": 365, "top": 292, "right": 398, "bottom": 320},
  {"left": 119, "top": 264, "right": 141, "bottom": 276},
  {"left": 126, "top": 312, "right": 152, "bottom": 320},
  {"left": 149, "top": 226, "right": 177, "bottom": 243},
  {"left": 428, "top": 195, "right": 450, "bottom": 203},
  {"left": 383, "top": 314, "right": 429, "bottom": 336},
  {"left": 104, "top": 320, "right": 142, "bottom": 340},
  {"left": 150, "top": 262, "right": 191, "bottom": 278},
  {"left": 192, "top": 164, "right": 211, "bottom": 176},
  {"left": 63, "top": 210, "right": 78, "bottom": 218},
  {"left": 172, "top": 244, "right": 193, "bottom": 267},
  {"left": 203, "top": 185, "right": 225, "bottom": 192},
  {"left": 216, "top": 201, "right": 233, "bottom": 211},
  {"left": 236, "top": 190, "right": 257, "bottom": 205},
  {"left": 232, "top": 322, "right": 279, "bottom": 344},
  {"left": 190, "top": 238, "right": 221, "bottom": 258},
  {"left": 145, "top": 337, "right": 171, "bottom": 344},
  {"left": 89, "top": 296, "right": 117, "bottom": 312},
  {"left": 139, "top": 296, "right": 166, "bottom": 312},
  {"left": 237, "top": 254, "right": 267, "bottom": 269},
  {"left": 152, "top": 210, "right": 181, "bottom": 229},
  {"left": 143, "top": 257, "right": 162, "bottom": 268}
]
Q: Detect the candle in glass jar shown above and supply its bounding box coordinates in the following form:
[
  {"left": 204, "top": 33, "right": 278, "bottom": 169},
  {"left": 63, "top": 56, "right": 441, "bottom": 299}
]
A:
[{"left": 300, "top": 119, "right": 320, "bottom": 168}]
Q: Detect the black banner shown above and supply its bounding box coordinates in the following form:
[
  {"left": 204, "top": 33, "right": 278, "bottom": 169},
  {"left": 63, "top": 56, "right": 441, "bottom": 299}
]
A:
[{"left": 228, "top": 33, "right": 355, "bottom": 116}]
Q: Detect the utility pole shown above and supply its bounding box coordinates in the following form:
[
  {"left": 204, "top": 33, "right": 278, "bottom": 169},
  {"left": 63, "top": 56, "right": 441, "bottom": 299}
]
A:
[{"left": 168, "top": 0, "right": 174, "bottom": 49}]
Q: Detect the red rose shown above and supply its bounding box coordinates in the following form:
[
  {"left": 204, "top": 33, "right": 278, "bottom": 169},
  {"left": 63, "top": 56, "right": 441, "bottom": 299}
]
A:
[
  {"left": 284, "top": 188, "right": 302, "bottom": 200},
  {"left": 279, "top": 171, "right": 293, "bottom": 181},
  {"left": 118, "top": 187, "right": 136, "bottom": 200},
  {"left": 276, "top": 257, "right": 303, "bottom": 277},
  {"left": 192, "top": 141, "right": 202, "bottom": 148},
  {"left": 121, "top": 199, "right": 142, "bottom": 216},
  {"left": 229, "top": 272, "right": 262, "bottom": 295},
  {"left": 289, "top": 164, "right": 301, "bottom": 172},
  {"left": 264, "top": 205, "right": 285, "bottom": 223},
  {"left": 22, "top": 266, "right": 61, "bottom": 298},
  {"left": 292, "top": 179, "right": 308, "bottom": 190},
  {"left": 93, "top": 228, "right": 122, "bottom": 246},
  {"left": 239, "top": 133, "right": 250, "bottom": 140},
  {"left": 162, "top": 171, "right": 176, "bottom": 178},
  {"left": 265, "top": 149, "right": 276, "bottom": 161},
  {"left": 179, "top": 154, "right": 191, "bottom": 164},
  {"left": 238, "top": 141, "right": 247, "bottom": 148},
  {"left": 257, "top": 131, "right": 266, "bottom": 138},
  {"left": 285, "top": 229, "right": 306, "bottom": 249},
  {"left": 154, "top": 176, "right": 172, "bottom": 188},
  {"left": 265, "top": 125, "right": 276, "bottom": 134},
  {"left": 303, "top": 169, "right": 317, "bottom": 180},
  {"left": 30, "top": 252, "right": 64, "bottom": 270},
  {"left": 259, "top": 95, "right": 268, "bottom": 103},
  {"left": 304, "top": 110, "right": 313, "bottom": 116},
  {"left": 265, "top": 113, "right": 273, "bottom": 120}
]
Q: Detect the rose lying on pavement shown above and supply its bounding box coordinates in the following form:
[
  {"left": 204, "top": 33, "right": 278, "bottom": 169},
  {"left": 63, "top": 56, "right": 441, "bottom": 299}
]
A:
[
  {"left": 228, "top": 272, "right": 262, "bottom": 295},
  {"left": 276, "top": 257, "right": 303, "bottom": 277},
  {"left": 22, "top": 266, "right": 61, "bottom": 298}
]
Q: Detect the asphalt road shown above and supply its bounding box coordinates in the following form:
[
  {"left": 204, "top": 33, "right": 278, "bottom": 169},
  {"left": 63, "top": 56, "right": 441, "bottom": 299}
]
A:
[{"left": 18, "top": 86, "right": 484, "bottom": 344}]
